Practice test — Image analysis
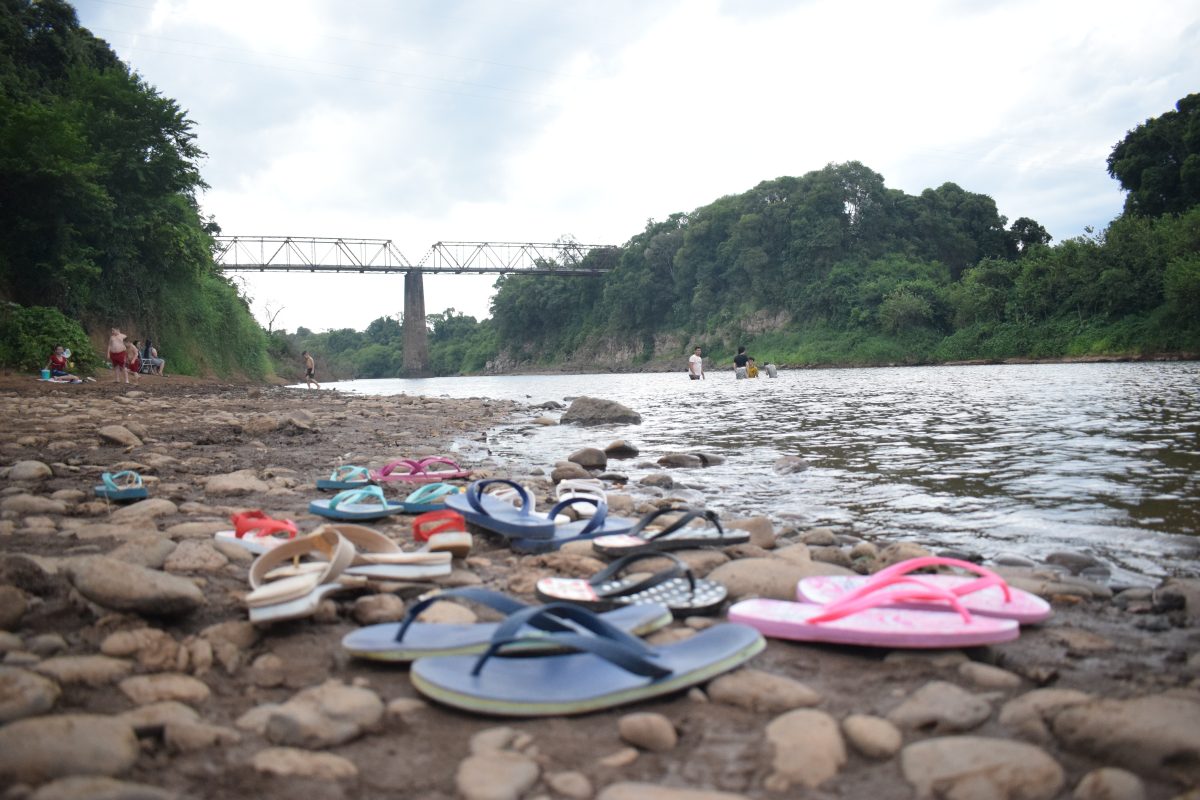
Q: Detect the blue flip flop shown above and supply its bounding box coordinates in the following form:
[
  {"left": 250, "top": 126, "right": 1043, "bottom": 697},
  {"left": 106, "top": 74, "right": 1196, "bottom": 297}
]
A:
[
  {"left": 401, "top": 482, "right": 463, "bottom": 514},
  {"left": 316, "top": 465, "right": 373, "bottom": 492},
  {"left": 308, "top": 485, "right": 404, "bottom": 521},
  {"left": 94, "top": 470, "right": 149, "bottom": 502},
  {"left": 342, "top": 587, "right": 672, "bottom": 661},
  {"left": 509, "top": 496, "right": 636, "bottom": 554},
  {"left": 410, "top": 603, "right": 766, "bottom": 716},
  {"left": 443, "top": 479, "right": 557, "bottom": 540}
]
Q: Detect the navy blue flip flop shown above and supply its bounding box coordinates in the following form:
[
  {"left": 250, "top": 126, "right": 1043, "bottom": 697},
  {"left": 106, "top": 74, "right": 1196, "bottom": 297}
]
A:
[
  {"left": 316, "top": 465, "right": 373, "bottom": 492},
  {"left": 409, "top": 603, "right": 765, "bottom": 716},
  {"left": 509, "top": 496, "right": 636, "bottom": 554},
  {"left": 94, "top": 470, "right": 149, "bottom": 502},
  {"left": 443, "top": 479, "right": 557, "bottom": 540},
  {"left": 341, "top": 587, "right": 672, "bottom": 661},
  {"left": 309, "top": 485, "right": 404, "bottom": 521},
  {"left": 534, "top": 551, "right": 728, "bottom": 615}
]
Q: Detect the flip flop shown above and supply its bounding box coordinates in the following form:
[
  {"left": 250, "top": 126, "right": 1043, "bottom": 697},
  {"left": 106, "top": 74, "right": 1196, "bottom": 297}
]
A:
[
  {"left": 409, "top": 603, "right": 766, "bottom": 716},
  {"left": 245, "top": 529, "right": 365, "bottom": 624},
  {"left": 214, "top": 510, "right": 299, "bottom": 554},
  {"left": 370, "top": 457, "right": 471, "bottom": 484},
  {"left": 308, "top": 485, "right": 404, "bottom": 521},
  {"left": 93, "top": 470, "right": 149, "bottom": 502},
  {"left": 728, "top": 579, "right": 1020, "bottom": 649},
  {"left": 401, "top": 482, "right": 463, "bottom": 513},
  {"left": 796, "top": 557, "right": 1052, "bottom": 624},
  {"left": 342, "top": 587, "right": 673, "bottom": 661},
  {"left": 412, "top": 509, "right": 473, "bottom": 558},
  {"left": 444, "top": 479, "right": 558, "bottom": 540},
  {"left": 508, "top": 497, "right": 637, "bottom": 554},
  {"left": 273, "top": 523, "right": 452, "bottom": 579},
  {"left": 535, "top": 551, "right": 728, "bottom": 615},
  {"left": 554, "top": 479, "right": 607, "bottom": 519},
  {"left": 316, "top": 465, "right": 373, "bottom": 492},
  {"left": 591, "top": 507, "right": 748, "bottom": 557}
]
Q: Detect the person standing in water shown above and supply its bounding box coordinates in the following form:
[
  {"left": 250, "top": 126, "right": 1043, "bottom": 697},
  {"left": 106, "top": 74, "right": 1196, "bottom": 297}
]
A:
[
  {"left": 733, "top": 346, "right": 749, "bottom": 379},
  {"left": 688, "top": 347, "right": 705, "bottom": 380},
  {"left": 302, "top": 351, "right": 320, "bottom": 389}
]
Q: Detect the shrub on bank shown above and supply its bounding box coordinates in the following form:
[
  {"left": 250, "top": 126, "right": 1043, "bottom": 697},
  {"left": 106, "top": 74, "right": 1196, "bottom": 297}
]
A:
[{"left": 0, "top": 304, "right": 97, "bottom": 373}]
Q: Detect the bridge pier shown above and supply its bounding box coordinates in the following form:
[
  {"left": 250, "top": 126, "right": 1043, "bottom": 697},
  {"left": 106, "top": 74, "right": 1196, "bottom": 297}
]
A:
[{"left": 402, "top": 270, "right": 430, "bottom": 377}]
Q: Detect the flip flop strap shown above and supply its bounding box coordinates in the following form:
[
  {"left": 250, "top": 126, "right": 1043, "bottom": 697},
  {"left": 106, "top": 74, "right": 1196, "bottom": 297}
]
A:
[
  {"left": 808, "top": 577, "right": 974, "bottom": 624},
  {"left": 394, "top": 587, "right": 538, "bottom": 643},
  {"left": 467, "top": 479, "right": 533, "bottom": 515},
  {"left": 406, "top": 482, "right": 460, "bottom": 504},
  {"left": 329, "top": 485, "right": 386, "bottom": 510},
  {"left": 231, "top": 509, "right": 267, "bottom": 533},
  {"left": 625, "top": 506, "right": 694, "bottom": 539},
  {"left": 379, "top": 459, "right": 422, "bottom": 478},
  {"left": 546, "top": 496, "right": 609, "bottom": 535},
  {"left": 413, "top": 510, "right": 465, "bottom": 541},
  {"left": 635, "top": 508, "right": 724, "bottom": 543},
  {"left": 248, "top": 530, "right": 352, "bottom": 590},
  {"left": 490, "top": 603, "right": 653, "bottom": 653},
  {"left": 471, "top": 625, "right": 671, "bottom": 679},
  {"left": 556, "top": 479, "right": 605, "bottom": 497},
  {"left": 872, "top": 556, "right": 1013, "bottom": 603},
  {"left": 102, "top": 470, "right": 142, "bottom": 490},
  {"left": 415, "top": 456, "right": 464, "bottom": 473},
  {"left": 589, "top": 551, "right": 694, "bottom": 598},
  {"left": 330, "top": 465, "right": 369, "bottom": 482},
  {"left": 238, "top": 517, "right": 297, "bottom": 541}
]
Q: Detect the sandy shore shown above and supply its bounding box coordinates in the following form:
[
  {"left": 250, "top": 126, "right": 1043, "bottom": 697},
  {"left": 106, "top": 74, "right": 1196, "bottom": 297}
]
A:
[{"left": 0, "top": 378, "right": 1198, "bottom": 799}]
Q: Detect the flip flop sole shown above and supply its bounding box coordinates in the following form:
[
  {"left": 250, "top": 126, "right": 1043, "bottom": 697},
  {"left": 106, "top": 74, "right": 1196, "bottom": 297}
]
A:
[
  {"left": 342, "top": 604, "right": 673, "bottom": 662},
  {"left": 308, "top": 501, "right": 404, "bottom": 521},
  {"left": 410, "top": 624, "right": 765, "bottom": 716},
  {"left": 316, "top": 480, "right": 372, "bottom": 492},
  {"left": 535, "top": 576, "right": 728, "bottom": 615},
  {"left": 728, "top": 598, "right": 1019, "bottom": 648},
  {"left": 591, "top": 532, "right": 750, "bottom": 557},
  {"left": 343, "top": 562, "right": 452, "bottom": 579},
  {"left": 248, "top": 582, "right": 351, "bottom": 624},
  {"left": 797, "top": 575, "right": 1052, "bottom": 623},
  {"left": 94, "top": 487, "right": 149, "bottom": 502},
  {"left": 213, "top": 530, "right": 289, "bottom": 555},
  {"left": 509, "top": 518, "right": 638, "bottom": 555},
  {"left": 444, "top": 494, "right": 556, "bottom": 540}
]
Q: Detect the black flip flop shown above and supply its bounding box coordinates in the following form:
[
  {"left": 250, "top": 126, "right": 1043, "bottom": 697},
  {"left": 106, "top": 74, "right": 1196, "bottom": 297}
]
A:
[
  {"left": 534, "top": 551, "right": 728, "bottom": 615},
  {"left": 590, "top": 506, "right": 748, "bottom": 557}
]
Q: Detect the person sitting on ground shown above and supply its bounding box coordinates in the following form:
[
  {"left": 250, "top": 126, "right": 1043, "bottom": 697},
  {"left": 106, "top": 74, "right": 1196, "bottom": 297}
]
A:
[
  {"left": 747, "top": 357, "right": 759, "bottom": 378},
  {"left": 142, "top": 339, "right": 166, "bottom": 375},
  {"left": 45, "top": 345, "right": 81, "bottom": 381},
  {"left": 125, "top": 340, "right": 142, "bottom": 384}
]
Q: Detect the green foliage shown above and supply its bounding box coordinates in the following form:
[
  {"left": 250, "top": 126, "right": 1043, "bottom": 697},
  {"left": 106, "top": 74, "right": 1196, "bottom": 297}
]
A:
[
  {"left": 1108, "top": 93, "right": 1200, "bottom": 217},
  {"left": 1164, "top": 253, "right": 1200, "bottom": 319},
  {"left": 0, "top": 303, "right": 96, "bottom": 372}
]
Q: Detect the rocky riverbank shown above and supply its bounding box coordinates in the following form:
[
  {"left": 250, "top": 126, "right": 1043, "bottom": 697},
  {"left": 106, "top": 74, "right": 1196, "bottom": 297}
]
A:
[{"left": 0, "top": 380, "right": 1198, "bottom": 800}]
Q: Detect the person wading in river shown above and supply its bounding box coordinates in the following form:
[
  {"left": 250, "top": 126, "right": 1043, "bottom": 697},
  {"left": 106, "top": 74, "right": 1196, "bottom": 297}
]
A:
[
  {"left": 302, "top": 351, "right": 320, "bottom": 389},
  {"left": 688, "top": 347, "right": 705, "bottom": 380}
]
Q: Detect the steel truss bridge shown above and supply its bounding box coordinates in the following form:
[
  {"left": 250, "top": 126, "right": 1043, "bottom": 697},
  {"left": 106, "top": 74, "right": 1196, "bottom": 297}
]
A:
[{"left": 212, "top": 236, "right": 620, "bottom": 376}]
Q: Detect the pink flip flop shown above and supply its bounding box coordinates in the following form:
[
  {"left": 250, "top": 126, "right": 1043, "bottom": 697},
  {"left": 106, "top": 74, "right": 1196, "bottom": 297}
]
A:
[
  {"left": 728, "top": 579, "right": 1019, "bottom": 648},
  {"left": 796, "top": 557, "right": 1052, "bottom": 624},
  {"left": 369, "top": 457, "right": 470, "bottom": 484}
]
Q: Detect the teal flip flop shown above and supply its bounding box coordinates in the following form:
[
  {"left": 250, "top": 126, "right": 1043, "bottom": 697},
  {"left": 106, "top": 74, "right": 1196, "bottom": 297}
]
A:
[
  {"left": 316, "top": 465, "right": 373, "bottom": 492},
  {"left": 94, "top": 470, "right": 149, "bottom": 502},
  {"left": 401, "top": 482, "right": 463, "bottom": 513},
  {"left": 308, "top": 485, "right": 404, "bottom": 521}
]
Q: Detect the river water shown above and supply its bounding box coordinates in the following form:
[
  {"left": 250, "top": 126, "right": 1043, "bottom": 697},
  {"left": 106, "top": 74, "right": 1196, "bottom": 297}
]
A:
[{"left": 322, "top": 362, "right": 1200, "bottom": 584}]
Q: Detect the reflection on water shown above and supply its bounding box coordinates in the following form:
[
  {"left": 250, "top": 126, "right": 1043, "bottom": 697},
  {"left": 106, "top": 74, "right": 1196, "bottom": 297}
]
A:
[{"left": 327, "top": 362, "right": 1200, "bottom": 582}]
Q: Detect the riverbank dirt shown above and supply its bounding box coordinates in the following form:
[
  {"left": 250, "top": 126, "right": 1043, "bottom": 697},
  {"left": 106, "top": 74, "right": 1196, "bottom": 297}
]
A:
[{"left": 1, "top": 378, "right": 1198, "bottom": 800}]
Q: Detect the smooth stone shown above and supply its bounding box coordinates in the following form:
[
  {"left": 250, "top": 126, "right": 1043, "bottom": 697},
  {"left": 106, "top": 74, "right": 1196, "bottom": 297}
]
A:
[
  {"left": 110, "top": 498, "right": 178, "bottom": 524},
  {"left": 707, "top": 669, "right": 820, "bottom": 713},
  {"left": 877, "top": 541, "right": 934, "bottom": 567},
  {"left": 456, "top": 751, "right": 540, "bottom": 800},
  {"left": 108, "top": 536, "right": 177, "bottom": 569},
  {"left": 604, "top": 440, "right": 639, "bottom": 459},
  {"left": 117, "top": 701, "right": 201, "bottom": 735},
  {"left": 163, "top": 720, "right": 241, "bottom": 752},
  {"left": 639, "top": 472, "right": 674, "bottom": 489},
  {"left": 352, "top": 593, "right": 406, "bottom": 624},
  {"left": 546, "top": 771, "right": 593, "bottom": 799},
  {"left": 568, "top": 447, "right": 607, "bottom": 470},
  {"left": 34, "top": 655, "right": 133, "bottom": 686},
  {"left": 888, "top": 680, "right": 992, "bottom": 733},
  {"left": 26, "top": 634, "right": 66, "bottom": 656},
  {"left": 9, "top": 460, "right": 53, "bottom": 481},
  {"left": 249, "top": 653, "right": 285, "bottom": 688},
  {"left": 657, "top": 453, "right": 703, "bottom": 468},
  {"left": 998, "top": 689, "right": 1094, "bottom": 743},
  {"left": 162, "top": 540, "right": 228, "bottom": 573},
  {"left": 533, "top": 416, "right": 557, "bottom": 426},
  {"left": 765, "top": 708, "right": 846, "bottom": 790},
  {"left": 800, "top": 528, "right": 838, "bottom": 546},
  {"left": 1045, "top": 550, "right": 1103, "bottom": 574},
  {"left": 842, "top": 714, "right": 903, "bottom": 759},
  {"left": 251, "top": 747, "right": 358, "bottom": 780},
  {"left": 28, "top": 776, "right": 176, "bottom": 800},
  {"left": 263, "top": 680, "right": 384, "bottom": 748},
  {"left": 469, "top": 726, "right": 518, "bottom": 754},
  {"left": 98, "top": 426, "right": 142, "bottom": 447},
  {"left": 597, "top": 786, "right": 749, "bottom": 800},
  {"left": 1073, "top": 767, "right": 1146, "bottom": 800},
  {"left": 618, "top": 712, "right": 677, "bottom": 752},
  {"left": 0, "top": 631, "right": 22, "bottom": 652},
  {"left": 119, "top": 673, "right": 210, "bottom": 706},
  {"left": 164, "top": 521, "right": 227, "bottom": 539},
  {"left": 726, "top": 517, "right": 776, "bottom": 549},
  {"left": 551, "top": 462, "right": 593, "bottom": 483},
  {"left": 0, "top": 585, "right": 28, "bottom": 630},
  {"left": 773, "top": 456, "right": 810, "bottom": 474},
  {"left": 65, "top": 557, "right": 204, "bottom": 616},
  {"left": 0, "top": 713, "right": 140, "bottom": 783},
  {"left": 958, "top": 661, "right": 1022, "bottom": 689},
  {"left": 1, "top": 494, "right": 68, "bottom": 514},
  {"left": 708, "top": 558, "right": 853, "bottom": 601},
  {"left": 900, "top": 736, "right": 1064, "bottom": 800},
  {"left": 417, "top": 601, "right": 478, "bottom": 624},
  {"left": 560, "top": 397, "right": 642, "bottom": 425},
  {"left": 204, "top": 469, "right": 269, "bottom": 496},
  {"left": 0, "top": 666, "right": 60, "bottom": 723}
]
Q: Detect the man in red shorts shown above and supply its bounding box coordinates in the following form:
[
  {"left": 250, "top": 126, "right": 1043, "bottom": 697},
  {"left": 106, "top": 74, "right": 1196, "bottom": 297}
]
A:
[{"left": 108, "top": 328, "right": 128, "bottom": 383}]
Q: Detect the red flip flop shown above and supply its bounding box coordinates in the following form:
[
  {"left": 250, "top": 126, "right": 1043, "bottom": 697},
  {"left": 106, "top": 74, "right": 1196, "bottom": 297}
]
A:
[
  {"left": 412, "top": 509, "right": 472, "bottom": 558},
  {"left": 214, "top": 509, "right": 299, "bottom": 555}
]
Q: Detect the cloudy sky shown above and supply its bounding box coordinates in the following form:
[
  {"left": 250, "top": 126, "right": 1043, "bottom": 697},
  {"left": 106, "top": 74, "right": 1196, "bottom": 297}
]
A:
[{"left": 74, "top": 0, "right": 1200, "bottom": 334}]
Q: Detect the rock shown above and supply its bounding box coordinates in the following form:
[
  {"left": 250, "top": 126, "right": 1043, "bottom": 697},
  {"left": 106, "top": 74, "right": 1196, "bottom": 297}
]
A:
[
  {"left": 100, "top": 628, "right": 183, "bottom": 672},
  {"left": 887, "top": 681, "right": 992, "bottom": 733},
  {"left": 1045, "top": 550, "right": 1103, "bottom": 574},
  {"left": 727, "top": 517, "right": 775, "bottom": 549},
  {"left": 117, "top": 701, "right": 200, "bottom": 735},
  {"left": 162, "top": 540, "right": 228, "bottom": 572},
  {"left": 352, "top": 593, "right": 406, "bottom": 624},
  {"left": 109, "top": 536, "right": 178, "bottom": 569},
  {"left": 456, "top": 751, "right": 540, "bottom": 800},
  {"left": 9, "top": 460, "right": 53, "bottom": 481},
  {"left": 98, "top": 425, "right": 142, "bottom": 447},
  {"left": 119, "top": 673, "right": 210, "bottom": 706},
  {"left": 0, "top": 713, "right": 140, "bottom": 783},
  {"left": 998, "top": 689, "right": 1094, "bottom": 743},
  {"left": 110, "top": 498, "right": 178, "bottom": 524},
  {"left": 418, "top": 600, "right": 478, "bottom": 624},
  {"left": 65, "top": 557, "right": 204, "bottom": 616},
  {"left": 533, "top": 416, "right": 557, "bottom": 426},
  {"left": 695, "top": 452, "right": 725, "bottom": 466},
  {"left": 800, "top": 528, "right": 838, "bottom": 546},
  {"left": 0, "top": 585, "right": 28, "bottom": 630},
  {"left": 877, "top": 541, "right": 934, "bottom": 568},
  {"left": 1, "top": 494, "right": 68, "bottom": 514},
  {"left": 597, "top": 787, "right": 750, "bottom": 800},
  {"left": 1073, "top": 768, "right": 1146, "bottom": 800},
  {"left": 561, "top": 397, "right": 642, "bottom": 425},
  {"left": 469, "top": 726, "right": 518, "bottom": 754},
  {"left": 34, "top": 655, "right": 132, "bottom": 686},
  {"left": 164, "top": 521, "right": 228, "bottom": 539},
  {"left": 546, "top": 770, "right": 593, "bottom": 800},
  {"left": 765, "top": 708, "right": 846, "bottom": 790},
  {"left": 0, "top": 666, "right": 60, "bottom": 723},
  {"left": 551, "top": 462, "right": 593, "bottom": 483},
  {"left": 252, "top": 747, "right": 358, "bottom": 780},
  {"left": 28, "top": 776, "right": 176, "bottom": 800},
  {"left": 618, "top": 712, "right": 678, "bottom": 752},
  {"left": 263, "top": 679, "right": 384, "bottom": 748},
  {"left": 1050, "top": 694, "right": 1200, "bottom": 784},
  {"left": 958, "top": 661, "right": 1022, "bottom": 689},
  {"left": 1046, "top": 627, "right": 1115, "bottom": 654},
  {"left": 773, "top": 456, "right": 810, "bottom": 474},
  {"left": 657, "top": 453, "right": 703, "bottom": 468},
  {"left": 639, "top": 472, "right": 674, "bottom": 489},
  {"left": 808, "top": 546, "right": 853, "bottom": 568},
  {"left": 708, "top": 558, "right": 853, "bottom": 601},
  {"left": 163, "top": 720, "right": 241, "bottom": 752},
  {"left": 249, "top": 653, "right": 285, "bottom": 687},
  {"left": 1153, "top": 577, "right": 1200, "bottom": 619},
  {"left": 842, "top": 714, "right": 903, "bottom": 759},
  {"left": 707, "top": 669, "right": 820, "bottom": 713},
  {"left": 27, "top": 634, "right": 66, "bottom": 656},
  {"left": 605, "top": 440, "right": 639, "bottom": 459},
  {"left": 204, "top": 469, "right": 269, "bottom": 496},
  {"left": 568, "top": 447, "right": 607, "bottom": 470},
  {"left": 900, "top": 736, "right": 1064, "bottom": 800}
]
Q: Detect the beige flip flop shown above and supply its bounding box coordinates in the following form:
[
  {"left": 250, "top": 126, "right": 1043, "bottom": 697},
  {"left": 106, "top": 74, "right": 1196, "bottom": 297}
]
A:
[
  {"left": 263, "top": 524, "right": 454, "bottom": 581},
  {"left": 246, "top": 529, "right": 363, "bottom": 623}
]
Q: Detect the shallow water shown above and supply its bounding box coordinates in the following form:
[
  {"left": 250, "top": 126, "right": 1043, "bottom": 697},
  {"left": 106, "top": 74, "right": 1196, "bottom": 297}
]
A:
[{"left": 323, "top": 362, "right": 1200, "bottom": 583}]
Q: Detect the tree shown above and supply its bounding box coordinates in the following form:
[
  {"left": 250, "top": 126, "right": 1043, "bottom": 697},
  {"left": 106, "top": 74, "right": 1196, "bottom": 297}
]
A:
[
  {"left": 1107, "top": 93, "right": 1200, "bottom": 217},
  {"left": 1009, "top": 217, "right": 1052, "bottom": 253}
]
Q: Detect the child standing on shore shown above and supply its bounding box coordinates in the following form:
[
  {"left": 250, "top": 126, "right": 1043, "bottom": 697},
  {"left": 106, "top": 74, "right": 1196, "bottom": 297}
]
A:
[{"left": 108, "top": 328, "right": 128, "bottom": 383}]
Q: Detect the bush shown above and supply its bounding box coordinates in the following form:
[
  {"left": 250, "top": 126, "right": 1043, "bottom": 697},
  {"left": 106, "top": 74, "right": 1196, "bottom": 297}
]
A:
[{"left": 0, "top": 304, "right": 97, "bottom": 373}]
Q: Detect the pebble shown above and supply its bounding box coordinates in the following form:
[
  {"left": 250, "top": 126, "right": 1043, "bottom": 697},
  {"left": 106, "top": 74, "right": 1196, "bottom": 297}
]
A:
[
  {"left": 119, "top": 673, "right": 211, "bottom": 706},
  {"left": 887, "top": 680, "right": 992, "bottom": 733},
  {"left": 0, "top": 713, "right": 140, "bottom": 783},
  {"left": 639, "top": 472, "right": 674, "bottom": 489},
  {"left": 618, "top": 712, "right": 678, "bottom": 752},
  {"left": 456, "top": 751, "right": 540, "bottom": 800},
  {"left": 1045, "top": 550, "right": 1103, "bottom": 574},
  {"left": 65, "top": 557, "right": 204, "bottom": 616},
  {"left": 352, "top": 593, "right": 406, "bottom": 624},
  {"left": 597, "top": 747, "right": 639, "bottom": 768},
  {"left": 877, "top": 542, "right": 934, "bottom": 567},
  {"left": 1073, "top": 767, "right": 1146, "bottom": 800},
  {"left": 0, "top": 631, "right": 23, "bottom": 652},
  {"left": 262, "top": 679, "right": 384, "bottom": 748},
  {"left": 204, "top": 469, "right": 270, "bottom": 496},
  {"left": 658, "top": 453, "right": 703, "bottom": 468},
  {"left": 110, "top": 498, "right": 178, "bottom": 523},
  {"left": 842, "top": 714, "right": 903, "bottom": 758},
  {"left": 569, "top": 447, "right": 607, "bottom": 469},
  {"left": 901, "top": 736, "right": 1064, "bottom": 800},
  {"left": 706, "top": 668, "right": 821, "bottom": 713},
  {"left": 117, "top": 701, "right": 201, "bottom": 735},
  {"left": 998, "top": 688, "right": 1094, "bottom": 743},
  {"left": 546, "top": 771, "right": 593, "bottom": 799},
  {"left": 800, "top": 528, "right": 838, "bottom": 546},
  {"left": 251, "top": 746, "right": 358, "bottom": 780},
  {"left": 726, "top": 517, "right": 776, "bottom": 549},
  {"left": 417, "top": 600, "right": 478, "bottom": 624},
  {"left": 604, "top": 440, "right": 639, "bottom": 459},
  {"left": 597, "top": 786, "right": 749, "bottom": 800},
  {"left": 163, "top": 719, "right": 241, "bottom": 752},
  {"left": 0, "top": 585, "right": 28, "bottom": 629},
  {"left": 9, "top": 460, "right": 53, "bottom": 481},
  {"left": 708, "top": 558, "right": 850, "bottom": 601},
  {"left": 765, "top": 708, "right": 846, "bottom": 790},
  {"left": 0, "top": 666, "right": 60, "bottom": 723},
  {"left": 26, "top": 634, "right": 67, "bottom": 656},
  {"left": 958, "top": 661, "right": 1022, "bottom": 689},
  {"left": 109, "top": 535, "right": 178, "bottom": 569},
  {"left": 470, "top": 726, "right": 519, "bottom": 754},
  {"left": 100, "top": 628, "right": 182, "bottom": 672},
  {"left": 28, "top": 776, "right": 176, "bottom": 800},
  {"left": 249, "top": 653, "right": 286, "bottom": 687},
  {"left": 34, "top": 655, "right": 133, "bottom": 686},
  {"left": 163, "top": 540, "right": 228, "bottom": 572},
  {"left": 98, "top": 425, "right": 142, "bottom": 447},
  {"left": 1, "top": 494, "right": 68, "bottom": 514}
]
